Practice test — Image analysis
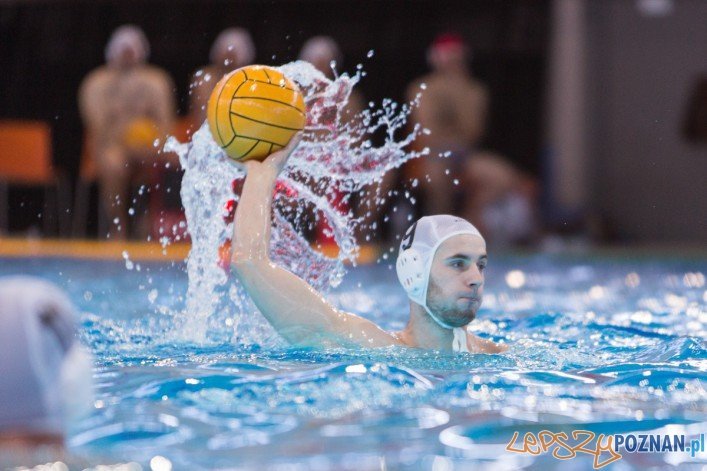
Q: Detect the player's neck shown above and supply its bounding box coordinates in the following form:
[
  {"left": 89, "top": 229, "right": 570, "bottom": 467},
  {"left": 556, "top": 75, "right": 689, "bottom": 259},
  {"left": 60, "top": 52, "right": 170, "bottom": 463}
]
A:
[
  {"left": 438, "top": 64, "right": 468, "bottom": 76},
  {"left": 402, "top": 302, "right": 455, "bottom": 350}
]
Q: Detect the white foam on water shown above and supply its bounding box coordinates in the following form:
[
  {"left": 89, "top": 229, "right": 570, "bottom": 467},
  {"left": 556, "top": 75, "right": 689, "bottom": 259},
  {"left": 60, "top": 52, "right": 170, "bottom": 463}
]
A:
[{"left": 165, "top": 60, "right": 427, "bottom": 344}]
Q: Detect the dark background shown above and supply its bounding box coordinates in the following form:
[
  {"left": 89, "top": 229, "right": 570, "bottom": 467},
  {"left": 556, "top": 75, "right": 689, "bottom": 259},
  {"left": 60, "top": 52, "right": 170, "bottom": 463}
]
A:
[
  {"left": 2, "top": 1, "right": 706, "bottom": 245},
  {"left": 0, "top": 0, "right": 549, "bottom": 183}
]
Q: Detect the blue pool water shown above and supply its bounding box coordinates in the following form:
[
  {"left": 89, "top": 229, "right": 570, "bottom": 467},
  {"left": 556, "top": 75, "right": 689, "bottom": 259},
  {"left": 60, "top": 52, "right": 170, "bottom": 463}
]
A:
[{"left": 1, "top": 252, "right": 705, "bottom": 470}]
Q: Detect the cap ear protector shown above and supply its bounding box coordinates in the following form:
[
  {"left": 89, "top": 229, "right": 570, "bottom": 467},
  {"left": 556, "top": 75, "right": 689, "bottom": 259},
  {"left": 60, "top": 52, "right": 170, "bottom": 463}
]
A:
[
  {"left": 396, "top": 220, "right": 428, "bottom": 306},
  {"left": 396, "top": 247, "right": 425, "bottom": 301},
  {"left": 59, "top": 344, "right": 95, "bottom": 428},
  {"left": 40, "top": 303, "right": 95, "bottom": 430}
]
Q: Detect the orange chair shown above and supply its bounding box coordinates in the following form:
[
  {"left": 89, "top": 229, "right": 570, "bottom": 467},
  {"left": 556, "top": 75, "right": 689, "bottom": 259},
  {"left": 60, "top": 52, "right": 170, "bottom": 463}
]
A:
[{"left": 0, "top": 120, "right": 69, "bottom": 235}]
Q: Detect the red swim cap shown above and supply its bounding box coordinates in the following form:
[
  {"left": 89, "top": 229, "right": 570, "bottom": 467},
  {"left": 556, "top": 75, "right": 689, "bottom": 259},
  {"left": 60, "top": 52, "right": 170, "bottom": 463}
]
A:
[{"left": 430, "top": 33, "right": 466, "bottom": 51}]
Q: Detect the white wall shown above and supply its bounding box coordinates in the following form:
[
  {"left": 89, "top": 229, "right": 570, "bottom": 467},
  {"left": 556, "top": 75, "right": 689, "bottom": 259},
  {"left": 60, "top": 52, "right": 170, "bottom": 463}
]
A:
[{"left": 586, "top": 0, "right": 707, "bottom": 243}]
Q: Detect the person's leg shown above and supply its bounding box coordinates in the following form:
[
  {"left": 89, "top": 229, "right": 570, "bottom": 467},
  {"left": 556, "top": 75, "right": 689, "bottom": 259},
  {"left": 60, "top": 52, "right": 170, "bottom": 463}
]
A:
[
  {"left": 130, "top": 152, "right": 156, "bottom": 240},
  {"left": 96, "top": 145, "right": 130, "bottom": 239},
  {"left": 419, "top": 155, "right": 455, "bottom": 215}
]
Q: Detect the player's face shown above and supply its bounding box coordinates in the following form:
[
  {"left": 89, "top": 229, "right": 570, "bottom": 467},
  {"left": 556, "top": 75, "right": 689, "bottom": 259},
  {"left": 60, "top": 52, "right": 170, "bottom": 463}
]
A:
[
  {"left": 217, "top": 45, "right": 241, "bottom": 68},
  {"left": 426, "top": 234, "right": 486, "bottom": 327},
  {"left": 431, "top": 45, "right": 467, "bottom": 73},
  {"left": 114, "top": 43, "right": 142, "bottom": 68}
]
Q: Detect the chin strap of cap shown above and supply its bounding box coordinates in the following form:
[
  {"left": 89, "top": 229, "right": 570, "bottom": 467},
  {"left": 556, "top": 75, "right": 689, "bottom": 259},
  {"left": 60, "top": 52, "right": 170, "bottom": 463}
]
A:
[
  {"left": 423, "top": 304, "right": 470, "bottom": 353},
  {"left": 452, "top": 327, "right": 470, "bottom": 353}
]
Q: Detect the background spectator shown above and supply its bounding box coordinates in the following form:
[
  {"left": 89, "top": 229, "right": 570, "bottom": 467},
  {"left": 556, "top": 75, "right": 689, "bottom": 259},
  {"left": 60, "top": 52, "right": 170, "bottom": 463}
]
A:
[
  {"left": 189, "top": 27, "right": 256, "bottom": 132},
  {"left": 406, "top": 32, "right": 489, "bottom": 216},
  {"left": 78, "top": 25, "right": 176, "bottom": 239},
  {"left": 463, "top": 151, "right": 538, "bottom": 247}
]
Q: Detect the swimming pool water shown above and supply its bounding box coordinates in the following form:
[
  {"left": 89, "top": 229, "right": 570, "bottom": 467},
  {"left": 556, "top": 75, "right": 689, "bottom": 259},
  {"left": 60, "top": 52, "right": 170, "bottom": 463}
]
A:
[{"left": 1, "top": 252, "right": 705, "bottom": 469}]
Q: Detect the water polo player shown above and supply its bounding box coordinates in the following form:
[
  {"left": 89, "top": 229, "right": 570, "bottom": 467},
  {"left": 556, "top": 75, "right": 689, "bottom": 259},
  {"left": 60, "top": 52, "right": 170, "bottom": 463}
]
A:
[
  {"left": 0, "top": 277, "right": 94, "bottom": 467},
  {"left": 230, "top": 133, "right": 506, "bottom": 353}
]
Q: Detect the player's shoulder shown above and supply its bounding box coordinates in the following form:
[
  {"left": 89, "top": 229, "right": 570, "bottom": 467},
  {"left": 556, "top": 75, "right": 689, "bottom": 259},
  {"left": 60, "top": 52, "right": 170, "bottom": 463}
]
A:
[
  {"left": 466, "top": 331, "right": 508, "bottom": 353},
  {"left": 407, "top": 73, "right": 437, "bottom": 91},
  {"left": 81, "top": 66, "right": 111, "bottom": 85},
  {"left": 142, "top": 65, "right": 174, "bottom": 82},
  {"left": 343, "top": 312, "right": 404, "bottom": 348},
  {"left": 79, "top": 66, "right": 115, "bottom": 98}
]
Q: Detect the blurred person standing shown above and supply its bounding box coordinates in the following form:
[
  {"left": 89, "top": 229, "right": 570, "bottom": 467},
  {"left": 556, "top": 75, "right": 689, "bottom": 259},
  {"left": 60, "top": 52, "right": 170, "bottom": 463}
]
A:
[
  {"left": 299, "top": 36, "right": 366, "bottom": 137},
  {"left": 463, "top": 151, "right": 538, "bottom": 247},
  {"left": 300, "top": 36, "right": 392, "bottom": 243},
  {"left": 189, "top": 28, "right": 256, "bottom": 131},
  {"left": 78, "top": 25, "right": 176, "bottom": 239},
  {"left": 406, "top": 33, "right": 489, "bottom": 216},
  {"left": 0, "top": 277, "right": 94, "bottom": 468}
]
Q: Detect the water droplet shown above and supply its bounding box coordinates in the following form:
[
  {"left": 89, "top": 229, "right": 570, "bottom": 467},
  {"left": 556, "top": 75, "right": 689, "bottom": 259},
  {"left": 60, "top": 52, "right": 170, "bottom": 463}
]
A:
[{"left": 150, "top": 455, "right": 172, "bottom": 471}]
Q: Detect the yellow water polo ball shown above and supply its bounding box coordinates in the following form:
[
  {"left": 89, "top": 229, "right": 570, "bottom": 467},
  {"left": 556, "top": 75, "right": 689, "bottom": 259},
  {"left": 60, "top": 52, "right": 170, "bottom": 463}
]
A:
[{"left": 207, "top": 65, "right": 306, "bottom": 161}]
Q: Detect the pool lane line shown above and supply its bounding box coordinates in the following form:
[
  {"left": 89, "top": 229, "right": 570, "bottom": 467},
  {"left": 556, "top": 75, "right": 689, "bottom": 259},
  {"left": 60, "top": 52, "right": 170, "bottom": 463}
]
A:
[
  {"left": 0, "top": 238, "right": 190, "bottom": 261},
  {"left": 0, "top": 238, "right": 381, "bottom": 264}
]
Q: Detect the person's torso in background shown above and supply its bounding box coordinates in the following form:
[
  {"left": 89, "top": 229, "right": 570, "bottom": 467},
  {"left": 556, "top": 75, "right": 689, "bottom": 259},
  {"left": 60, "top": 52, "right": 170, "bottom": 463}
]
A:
[
  {"left": 482, "top": 192, "right": 536, "bottom": 247},
  {"left": 79, "top": 65, "right": 173, "bottom": 148},
  {"left": 409, "top": 72, "right": 488, "bottom": 155}
]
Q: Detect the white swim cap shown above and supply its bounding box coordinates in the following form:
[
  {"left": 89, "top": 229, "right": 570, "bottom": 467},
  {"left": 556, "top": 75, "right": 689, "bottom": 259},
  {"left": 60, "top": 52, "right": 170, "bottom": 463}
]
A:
[
  {"left": 0, "top": 277, "right": 94, "bottom": 436},
  {"left": 105, "top": 24, "right": 150, "bottom": 64},
  {"left": 396, "top": 215, "right": 484, "bottom": 351},
  {"left": 210, "top": 28, "right": 256, "bottom": 67}
]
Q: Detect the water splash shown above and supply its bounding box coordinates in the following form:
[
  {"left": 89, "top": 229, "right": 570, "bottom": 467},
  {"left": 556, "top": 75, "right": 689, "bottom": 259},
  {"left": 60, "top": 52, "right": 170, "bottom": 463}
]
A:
[
  {"left": 165, "top": 128, "right": 239, "bottom": 341},
  {"left": 166, "top": 61, "right": 426, "bottom": 343}
]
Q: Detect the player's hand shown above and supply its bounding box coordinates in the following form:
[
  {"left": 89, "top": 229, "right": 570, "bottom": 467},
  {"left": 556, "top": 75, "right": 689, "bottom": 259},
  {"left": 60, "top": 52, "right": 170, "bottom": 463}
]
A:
[{"left": 249, "top": 131, "right": 303, "bottom": 173}]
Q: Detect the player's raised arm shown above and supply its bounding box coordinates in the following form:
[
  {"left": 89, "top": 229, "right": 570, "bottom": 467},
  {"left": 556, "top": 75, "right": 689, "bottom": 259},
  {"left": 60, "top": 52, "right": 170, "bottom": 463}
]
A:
[{"left": 230, "top": 134, "right": 396, "bottom": 348}]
